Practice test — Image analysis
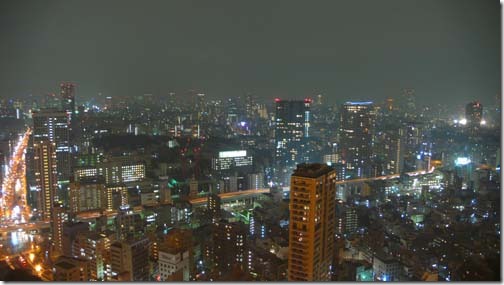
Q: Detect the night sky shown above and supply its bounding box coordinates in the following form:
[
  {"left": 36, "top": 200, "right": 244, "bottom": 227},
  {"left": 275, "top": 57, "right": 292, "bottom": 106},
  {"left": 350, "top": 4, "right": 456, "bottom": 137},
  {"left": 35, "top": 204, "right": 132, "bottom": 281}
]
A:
[{"left": 0, "top": 0, "right": 500, "bottom": 108}]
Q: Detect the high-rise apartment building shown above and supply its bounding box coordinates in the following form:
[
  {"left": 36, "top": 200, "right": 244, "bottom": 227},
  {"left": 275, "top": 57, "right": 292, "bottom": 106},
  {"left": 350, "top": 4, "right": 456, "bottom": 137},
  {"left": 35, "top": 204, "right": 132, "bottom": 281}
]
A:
[
  {"left": 274, "top": 99, "right": 311, "bottom": 185},
  {"left": 207, "top": 193, "right": 221, "bottom": 222},
  {"left": 34, "top": 139, "right": 58, "bottom": 220},
  {"left": 288, "top": 163, "right": 336, "bottom": 281},
  {"left": 52, "top": 201, "right": 69, "bottom": 256},
  {"left": 32, "top": 109, "right": 71, "bottom": 181},
  {"left": 339, "top": 102, "right": 375, "bottom": 178}
]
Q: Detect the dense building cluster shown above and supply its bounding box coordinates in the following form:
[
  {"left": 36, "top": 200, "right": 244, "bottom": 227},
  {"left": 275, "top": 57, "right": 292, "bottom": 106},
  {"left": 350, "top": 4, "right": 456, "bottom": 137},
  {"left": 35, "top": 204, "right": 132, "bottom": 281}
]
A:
[{"left": 0, "top": 85, "right": 500, "bottom": 281}]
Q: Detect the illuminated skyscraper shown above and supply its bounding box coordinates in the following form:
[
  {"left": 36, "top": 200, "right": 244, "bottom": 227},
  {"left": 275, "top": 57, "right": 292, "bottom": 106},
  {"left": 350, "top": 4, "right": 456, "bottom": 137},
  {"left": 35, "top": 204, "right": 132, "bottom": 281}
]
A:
[
  {"left": 52, "top": 201, "right": 69, "bottom": 256},
  {"left": 339, "top": 102, "right": 375, "bottom": 178},
  {"left": 274, "top": 98, "right": 311, "bottom": 185},
  {"left": 288, "top": 163, "right": 336, "bottom": 281},
  {"left": 207, "top": 193, "right": 221, "bottom": 222},
  {"left": 465, "top": 101, "right": 483, "bottom": 128},
  {"left": 60, "top": 82, "right": 76, "bottom": 119},
  {"left": 34, "top": 139, "right": 58, "bottom": 220},
  {"left": 32, "top": 109, "right": 71, "bottom": 181}
]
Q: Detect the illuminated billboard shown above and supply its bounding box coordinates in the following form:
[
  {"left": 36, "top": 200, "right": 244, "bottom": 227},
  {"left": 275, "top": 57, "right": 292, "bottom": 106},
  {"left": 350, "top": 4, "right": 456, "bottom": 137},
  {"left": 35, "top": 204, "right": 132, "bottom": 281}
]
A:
[
  {"left": 455, "top": 157, "right": 471, "bottom": 166},
  {"left": 219, "top": 150, "right": 247, "bottom": 158}
]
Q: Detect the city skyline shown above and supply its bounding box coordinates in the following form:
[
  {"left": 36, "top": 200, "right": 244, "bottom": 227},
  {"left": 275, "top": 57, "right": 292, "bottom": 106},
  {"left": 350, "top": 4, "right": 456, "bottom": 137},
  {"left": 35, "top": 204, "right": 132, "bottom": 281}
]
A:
[
  {"left": 0, "top": 0, "right": 500, "bottom": 108},
  {"left": 0, "top": 0, "right": 501, "bottom": 282}
]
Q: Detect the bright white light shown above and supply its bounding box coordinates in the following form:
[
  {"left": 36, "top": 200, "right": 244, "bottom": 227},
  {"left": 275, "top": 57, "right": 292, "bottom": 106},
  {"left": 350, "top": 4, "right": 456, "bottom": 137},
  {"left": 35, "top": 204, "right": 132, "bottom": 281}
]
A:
[
  {"left": 480, "top": 119, "right": 486, "bottom": 125},
  {"left": 219, "top": 150, "right": 247, "bottom": 158},
  {"left": 453, "top": 119, "right": 458, "bottom": 124},
  {"left": 459, "top": 118, "right": 467, "bottom": 125},
  {"left": 455, "top": 157, "right": 471, "bottom": 166}
]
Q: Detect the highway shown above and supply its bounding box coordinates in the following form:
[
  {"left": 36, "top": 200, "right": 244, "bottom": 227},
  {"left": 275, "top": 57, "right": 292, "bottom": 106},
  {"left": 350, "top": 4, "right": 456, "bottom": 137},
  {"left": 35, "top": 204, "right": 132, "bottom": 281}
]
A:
[
  {"left": 335, "top": 166, "right": 436, "bottom": 185},
  {"left": 0, "top": 221, "right": 50, "bottom": 234},
  {"left": 1, "top": 128, "right": 32, "bottom": 223},
  {"left": 189, "top": 188, "right": 270, "bottom": 206}
]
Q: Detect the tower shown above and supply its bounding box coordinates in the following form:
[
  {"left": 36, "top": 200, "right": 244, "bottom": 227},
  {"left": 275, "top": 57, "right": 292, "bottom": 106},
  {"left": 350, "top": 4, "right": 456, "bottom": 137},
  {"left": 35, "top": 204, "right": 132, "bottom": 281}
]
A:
[
  {"left": 60, "top": 82, "right": 76, "bottom": 120},
  {"left": 274, "top": 98, "right": 311, "bottom": 185},
  {"left": 288, "top": 163, "right": 336, "bottom": 281},
  {"left": 52, "top": 201, "right": 69, "bottom": 257},
  {"left": 34, "top": 139, "right": 58, "bottom": 220},
  {"left": 339, "top": 102, "right": 375, "bottom": 178},
  {"left": 32, "top": 109, "right": 71, "bottom": 182},
  {"left": 465, "top": 101, "right": 483, "bottom": 130}
]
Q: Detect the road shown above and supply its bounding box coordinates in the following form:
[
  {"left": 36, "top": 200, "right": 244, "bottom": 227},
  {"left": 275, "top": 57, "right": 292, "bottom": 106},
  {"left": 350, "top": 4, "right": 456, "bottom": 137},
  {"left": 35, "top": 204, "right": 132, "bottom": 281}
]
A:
[
  {"left": 1, "top": 128, "right": 32, "bottom": 223},
  {"left": 0, "top": 221, "right": 50, "bottom": 234},
  {"left": 335, "top": 166, "right": 436, "bottom": 185},
  {"left": 189, "top": 188, "right": 270, "bottom": 206}
]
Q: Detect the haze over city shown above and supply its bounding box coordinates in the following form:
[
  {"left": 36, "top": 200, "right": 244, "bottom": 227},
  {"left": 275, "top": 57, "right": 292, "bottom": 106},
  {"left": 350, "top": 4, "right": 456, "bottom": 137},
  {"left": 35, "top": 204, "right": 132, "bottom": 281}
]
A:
[
  {"left": 0, "top": 0, "right": 500, "bottom": 109},
  {"left": 0, "top": 0, "right": 501, "bottom": 282}
]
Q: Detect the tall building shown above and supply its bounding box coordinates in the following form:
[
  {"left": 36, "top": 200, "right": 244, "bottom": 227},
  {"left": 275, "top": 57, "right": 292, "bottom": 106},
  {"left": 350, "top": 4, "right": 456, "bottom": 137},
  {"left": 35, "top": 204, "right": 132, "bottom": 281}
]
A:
[
  {"left": 210, "top": 221, "right": 247, "bottom": 273},
  {"left": 207, "top": 193, "right": 221, "bottom": 222},
  {"left": 33, "top": 139, "right": 58, "bottom": 220},
  {"left": 339, "top": 102, "right": 375, "bottom": 178},
  {"left": 288, "top": 163, "right": 336, "bottom": 281},
  {"left": 52, "top": 201, "right": 69, "bottom": 256},
  {"left": 274, "top": 99, "right": 311, "bottom": 185},
  {"left": 465, "top": 101, "right": 483, "bottom": 128},
  {"left": 60, "top": 82, "right": 76, "bottom": 119},
  {"left": 32, "top": 109, "right": 71, "bottom": 181}
]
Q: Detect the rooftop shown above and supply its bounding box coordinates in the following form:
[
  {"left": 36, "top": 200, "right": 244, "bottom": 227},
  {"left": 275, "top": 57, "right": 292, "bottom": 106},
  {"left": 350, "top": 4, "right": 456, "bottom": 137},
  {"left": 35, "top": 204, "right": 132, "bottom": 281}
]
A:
[
  {"left": 55, "top": 261, "right": 76, "bottom": 270},
  {"left": 292, "top": 163, "right": 334, "bottom": 178}
]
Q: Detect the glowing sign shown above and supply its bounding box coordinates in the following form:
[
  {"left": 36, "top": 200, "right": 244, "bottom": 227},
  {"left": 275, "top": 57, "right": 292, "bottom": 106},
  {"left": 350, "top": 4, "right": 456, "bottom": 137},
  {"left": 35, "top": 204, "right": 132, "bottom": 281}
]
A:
[
  {"left": 455, "top": 157, "right": 471, "bottom": 166},
  {"left": 219, "top": 150, "right": 247, "bottom": 158},
  {"left": 345, "top": 101, "right": 373, "bottom": 105}
]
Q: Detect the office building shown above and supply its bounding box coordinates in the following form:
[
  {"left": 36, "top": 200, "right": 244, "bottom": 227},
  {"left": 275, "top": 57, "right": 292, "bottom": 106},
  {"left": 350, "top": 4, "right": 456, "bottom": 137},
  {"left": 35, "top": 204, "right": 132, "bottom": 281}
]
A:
[
  {"left": 110, "top": 237, "right": 150, "bottom": 281},
  {"left": 211, "top": 150, "right": 253, "bottom": 172},
  {"left": 53, "top": 257, "right": 90, "bottom": 281},
  {"left": 339, "top": 102, "right": 375, "bottom": 178},
  {"left": 62, "top": 221, "right": 89, "bottom": 258},
  {"left": 114, "top": 207, "right": 144, "bottom": 240},
  {"left": 81, "top": 232, "right": 113, "bottom": 281},
  {"left": 247, "top": 173, "right": 264, "bottom": 190},
  {"left": 33, "top": 139, "right": 58, "bottom": 220},
  {"left": 32, "top": 109, "right": 71, "bottom": 181},
  {"left": 69, "top": 177, "right": 107, "bottom": 213},
  {"left": 158, "top": 247, "right": 190, "bottom": 281},
  {"left": 106, "top": 184, "right": 129, "bottom": 210},
  {"left": 288, "top": 163, "right": 336, "bottom": 281},
  {"left": 274, "top": 99, "right": 311, "bottom": 185}
]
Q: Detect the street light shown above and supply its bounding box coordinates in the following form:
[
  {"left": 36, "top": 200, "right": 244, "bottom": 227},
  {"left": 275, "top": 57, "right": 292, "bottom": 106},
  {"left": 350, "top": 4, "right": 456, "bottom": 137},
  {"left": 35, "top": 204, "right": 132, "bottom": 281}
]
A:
[{"left": 35, "top": 264, "right": 42, "bottom": 273}]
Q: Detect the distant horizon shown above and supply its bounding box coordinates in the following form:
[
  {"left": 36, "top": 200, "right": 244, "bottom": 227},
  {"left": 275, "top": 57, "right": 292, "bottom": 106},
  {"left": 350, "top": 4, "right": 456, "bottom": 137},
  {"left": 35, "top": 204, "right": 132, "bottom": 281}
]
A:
[{"left": 0, "top": 0, "right": 500, "bottom": 109}]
